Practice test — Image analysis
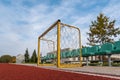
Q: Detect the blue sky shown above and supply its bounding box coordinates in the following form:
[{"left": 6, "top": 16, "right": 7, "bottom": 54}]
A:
[{"left": 0, "top": 0, "right": 120, "bottom": 56}]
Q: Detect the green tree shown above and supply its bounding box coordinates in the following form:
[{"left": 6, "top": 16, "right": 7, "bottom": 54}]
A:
[
  {"left": 11, "top": 56, "right": 16, "bottom": 63},
  {"left": 87, "top": 13, "right": 120, "bottom": 46},
  {"left": 24, "top": 48, "right": 30, "bottom": 63},
  {"left": 31, "top": 49, "right": 37, "bottom": 63},
  {"left": 0, "top": 55, "right": 12, "bottom": 63}
]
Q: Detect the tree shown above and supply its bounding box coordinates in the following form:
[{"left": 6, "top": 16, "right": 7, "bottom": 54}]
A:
[
  {"left": 31, "top": 49, "right": 37, "bottom": 63},
  {"left": 87, "top": 13, "right": 120, "bottom": 46},
  {"left": 0, "top": 55, "right": 12, "bottom": 63},
  {"left": 11, "top": 56, "right": 16, "bottom": 63},
  {"left": 24, "top": 48, "right": 30, "bottom": 63}
]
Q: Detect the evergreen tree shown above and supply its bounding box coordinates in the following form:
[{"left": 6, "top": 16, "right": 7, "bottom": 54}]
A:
[
  {"left": 87, "top": 13, "right": 120, "bottom": 46},
  {"left": 31, "top": 49, "right": 37, "bottom": 63},
  {"left": 24, "top": 48, "right": 29, "bottom": 63}
]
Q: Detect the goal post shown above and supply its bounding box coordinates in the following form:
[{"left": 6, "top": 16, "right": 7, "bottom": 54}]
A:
[{"left": 37, "top": 20, "right": 82, "bottom": 68}]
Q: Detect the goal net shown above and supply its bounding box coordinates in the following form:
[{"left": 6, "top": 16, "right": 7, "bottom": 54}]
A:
[{"left": 38, "top": 20, "right": 82, "bottom": 68}]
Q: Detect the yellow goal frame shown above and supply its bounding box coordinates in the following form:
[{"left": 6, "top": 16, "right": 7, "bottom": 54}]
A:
[{"left": 37, "top": 20, "right": 82, "bottom": 68}]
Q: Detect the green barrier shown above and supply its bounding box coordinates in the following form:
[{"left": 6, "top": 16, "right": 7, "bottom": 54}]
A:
[
  {"left": 51, "top": 53, "right": 56, "bottom": 59},
  {"left": 82, "top": 47, "right": 90, "bottom": 57},
  {"left": 61, "top": 52, "right": 66, "bottom": 58},
  {"left": 81, "top": 48, "right": 86, "bottom": 57},
  {"left": 96, "top": 43, "right": 113, "bottom": 55},
  {"left": 62, "top": 51, "right": 67, "bottom": 58},
  {"left": 51, "top": 54, "right": 55, "bottom": 59},
  {"left": 112, "top": 41, "right": 120, "bottom": 54},
  {"left": 45, "top": 55, "right": 49, "bottom": 60},
  {"left": 87, "top": 47, "right": 93, "bottom": 56},
  {"left": 86, "top": 47, "right": 92, "bottom": 56},
  {"left": 76, "top": 49, "right": 81, "bottom": 57},
  {"left": 54, "top": 54, "right": 56, "bottom": 59},
  {"left": 76, "top": 48, "right": 80, "bottom": 56},
  {"left": 47, "top": 54, "right": 51, "bottom": 59},
  {"left": 71, "top": 49, "right": 78, "bottom": 57},
  {"left": 45, "top": 56, "right": 49, "bottom": 60},
  {"left": 91, "top": 45, "right": 100, "bottom": 56},
  {"left": 66, "top": 50, "right": 72, "bottom": 58},
  {"left": 47, "top": 54, "right": 52, "bottom": 59}
]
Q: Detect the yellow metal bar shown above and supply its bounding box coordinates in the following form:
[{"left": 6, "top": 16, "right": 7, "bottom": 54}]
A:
[
  {"left": 39, "top": 20, "right": 60, "bottom": 38},
  {"left": 39, "top": 64, "right": 55, "bottom": 66},
  {"left": 37, "top": 38, "right": 41, "bottom": 66},
  {"left": 57, "top": 20, "right": 61, "bottom": 68},
  {"left": 41, "top": 38, "right": 54, "bottom": 43},
  {"left": 37, "top": 20, "right": 60, "bottom": 66},
  {"left": 61, "top": 23, "right": 79, "bottom": 30},
  {"left": 60, "top": 63, "right": 81, "bottom": 68},
  {"left": 78, "top": 29, "right": 82, "bottom": 67}
]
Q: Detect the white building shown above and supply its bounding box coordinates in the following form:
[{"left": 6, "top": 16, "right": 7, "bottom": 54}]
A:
[{"left": 16, "top": 54, "right": 25, "bottom": 63}]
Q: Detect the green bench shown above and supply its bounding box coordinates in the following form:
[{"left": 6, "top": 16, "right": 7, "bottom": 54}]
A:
[
  {"left": 61, "top": 51, "right": 66, "bottom": 58},
  {"left": 112, "top": 41, "right": 120, "bottom": 54},
  {"left": 82, "top": 47, "right": 90, "bottom": 57},
  {"left": 88, "top": 45, "right": 100, "bottom": 56},
  {"left": 95, "top": 43, "right": 114, "bottom": 55},
  {"left": 65, "top": 50, "right": 72, "bottom": 58}
]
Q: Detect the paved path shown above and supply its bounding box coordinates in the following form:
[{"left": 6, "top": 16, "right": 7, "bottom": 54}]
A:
[{"left": 61, "top": 66, "right": 120, "bottom": 76}]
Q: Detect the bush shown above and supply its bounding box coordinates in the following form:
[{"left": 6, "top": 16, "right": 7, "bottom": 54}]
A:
[
  {"left": 0, "top": 55, "right": 16, "bottom": 63},
  {"left": 90, "top": 60, "right": 99, "bottom": 63},
  {"left": 103, "top": 62, "right": 108, "bottom": 66},
  {"left": 0, "top": 55, "right": 12, "bottom": 63},
  {"left": 89, "top": 63, "right": 100, "bottom": 66},
  {"left": 112, "top": 63, "right": 120, "bottom": 66}
]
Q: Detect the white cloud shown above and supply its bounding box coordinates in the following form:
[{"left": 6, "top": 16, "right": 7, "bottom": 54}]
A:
[
  {"left": 102, "top": 0, "right": 120, "bottom": 41},
  {"left": 103, "top": 0, "right": 120, "bottom": 20},
  {"left": 71, "top": 0, "right": 120, "bottom": 46},
  {"left": 0, "top": 0, "right": 82, "bottom": 56},
  {"left": 0, "top": 0, "right": 120, "bottom": 56},
  {"left": 72, "top": 14, "right": 95, "bottom": 26}
]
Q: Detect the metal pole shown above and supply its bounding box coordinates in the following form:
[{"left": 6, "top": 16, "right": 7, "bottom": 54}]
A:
[
  {"left": 108, "top": 54, "right": 112, "bottom": 67},
  {"left": 57, "top": 20, "right": 61, "bottom": 68},
  {"left": 100, "top": 55, "right": 103, "bottom": 66},
  {"left": 79, "top": 29, "right": 82, "bottom": 67},
  {"left": 86, "top": 57, "right": 89, "bottom": 66},
  {"left": 37, "top": 38, "right": 41, "bottom": 66}
]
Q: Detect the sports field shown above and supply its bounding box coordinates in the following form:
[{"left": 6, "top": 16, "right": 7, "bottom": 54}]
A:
[{"left": 0, "top": 63, "right": 119, "bottom": 80}]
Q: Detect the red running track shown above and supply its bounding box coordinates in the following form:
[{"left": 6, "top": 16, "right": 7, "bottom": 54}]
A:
[{"left": 0, "top": 63, "right": 118, "bottom": 80}]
